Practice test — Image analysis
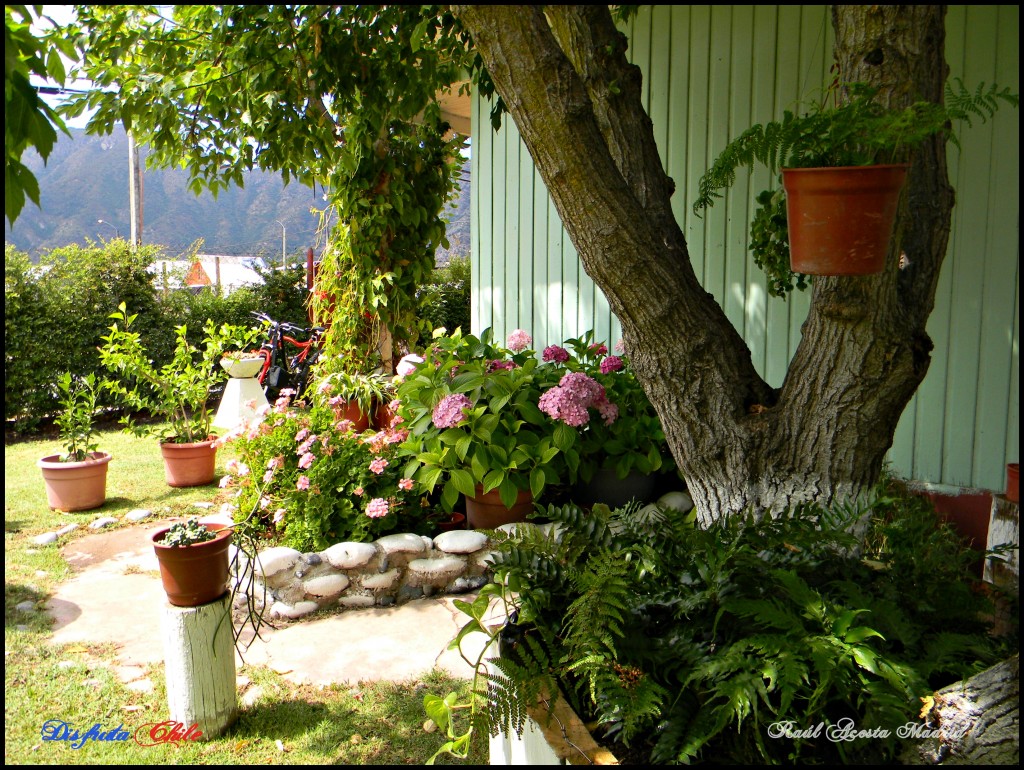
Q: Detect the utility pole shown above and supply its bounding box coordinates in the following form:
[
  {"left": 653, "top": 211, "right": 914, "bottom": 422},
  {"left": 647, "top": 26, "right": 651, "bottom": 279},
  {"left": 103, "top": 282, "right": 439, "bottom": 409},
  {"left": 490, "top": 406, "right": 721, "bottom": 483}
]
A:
[
  {"left": 128, "top": 131, "right": 143, "bottom": 247},
  {"left": 275, "top": 220, "right": 287, "bottom": 267}
]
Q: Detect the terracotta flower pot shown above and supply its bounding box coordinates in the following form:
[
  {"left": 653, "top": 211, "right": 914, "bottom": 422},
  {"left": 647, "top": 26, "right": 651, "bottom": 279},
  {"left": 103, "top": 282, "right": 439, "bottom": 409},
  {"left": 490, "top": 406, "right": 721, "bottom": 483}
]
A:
[
  {"left": 160, "top": 438, "right": 217, "bottom": 487},
  {"left": 1007, "top": 463, "right": 1019, "bottom": 504},
  {"left": 435, "top": 511, "right": 466, "bottom": 533},
  {"left": 781, "top": 164, "right": 909, "bottom": 275},
  {"left": 337, "top": 400, "right": 371, "bottom": 433},
  {"left": 151, "top": 523, "right": 232, "bottom": 607},
  {"left": 37, "top": 451, "right": 112, "bottom": 511},
  {"left": 465, "top": 485, "right": 533, "bottom": 530}
]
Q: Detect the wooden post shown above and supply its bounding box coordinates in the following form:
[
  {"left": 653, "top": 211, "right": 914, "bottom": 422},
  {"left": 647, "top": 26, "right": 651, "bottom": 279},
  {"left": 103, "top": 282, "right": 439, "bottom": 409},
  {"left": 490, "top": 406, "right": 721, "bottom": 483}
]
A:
[{"left": 160, "top": 594, "right": 237, "bottom": 739}]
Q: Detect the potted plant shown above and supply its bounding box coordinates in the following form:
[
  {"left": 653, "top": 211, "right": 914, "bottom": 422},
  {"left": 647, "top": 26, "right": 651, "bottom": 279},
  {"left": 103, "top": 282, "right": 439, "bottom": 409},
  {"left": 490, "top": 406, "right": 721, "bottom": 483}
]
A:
[
  {"left": 538, "top": 333, "right": 675, "bottom": 509},
  {"left": 100, "top": 302, "right": 253, "bottom": 487},
  {"left": 693, "top": 79, "right": 1017, "bottom": 293},
  {"left": 151, "top": 517, "right": 233, "bottom": 607},
  {"left": 37, "top": 372, "right": 113, "bottom": 511},
  {"left": 219, "top": 349, "right": 265, "bottom": 379},
  {"left": 315, "top": 368, "right": 395, "bottom": 432},
  {"left": 395, "top": 328, "right": 573, "bottom": 528}
]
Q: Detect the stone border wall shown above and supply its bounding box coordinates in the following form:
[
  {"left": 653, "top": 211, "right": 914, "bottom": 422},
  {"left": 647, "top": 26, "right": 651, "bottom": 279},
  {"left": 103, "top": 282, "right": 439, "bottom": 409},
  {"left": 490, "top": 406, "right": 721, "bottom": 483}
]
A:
[{"left": 232, "top": 529, "right": 496, "bottom": 620}]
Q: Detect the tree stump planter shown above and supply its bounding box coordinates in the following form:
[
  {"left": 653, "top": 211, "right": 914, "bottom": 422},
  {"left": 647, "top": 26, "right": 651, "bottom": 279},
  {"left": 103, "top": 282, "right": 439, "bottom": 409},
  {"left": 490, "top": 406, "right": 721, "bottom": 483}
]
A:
[{"left": 37, "top": 451, "right": 112, "bottom": 511}]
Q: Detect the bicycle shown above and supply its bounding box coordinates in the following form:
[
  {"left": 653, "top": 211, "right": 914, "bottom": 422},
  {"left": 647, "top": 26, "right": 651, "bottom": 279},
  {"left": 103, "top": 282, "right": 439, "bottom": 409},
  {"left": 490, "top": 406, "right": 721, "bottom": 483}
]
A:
[{"left": 249, "top": 312, "right": 325, "bottom": 402}]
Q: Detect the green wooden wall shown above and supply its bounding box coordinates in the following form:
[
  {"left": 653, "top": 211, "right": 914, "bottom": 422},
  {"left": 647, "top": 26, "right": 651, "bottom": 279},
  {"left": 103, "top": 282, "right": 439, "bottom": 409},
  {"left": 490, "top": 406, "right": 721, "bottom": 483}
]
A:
[{"left": 469, "top": 5, "right": 1019, "bottom": 492}]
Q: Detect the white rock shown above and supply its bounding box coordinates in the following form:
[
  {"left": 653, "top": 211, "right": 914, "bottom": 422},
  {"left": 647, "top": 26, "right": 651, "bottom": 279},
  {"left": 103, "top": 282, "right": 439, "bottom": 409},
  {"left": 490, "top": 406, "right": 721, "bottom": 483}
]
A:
[
  {"left": 89, "top": 517, "right": 117, "bottom": 529},
  {"left": 338, "top": 595, "right": 376, "bottom": 608},
  {"left": 324, "top": 542, "right": 377, "bottom": 570},
  {"left": 361, "top": 569, "right": 400, "bottom": 591},
  {"left": 124, "top": 509, "right": 152, "bottom": 522},
  {"left": 241, "top": 685, "right": 264, "bottom": 707},
  {"left": 193, "top": 501, "right": 214, "bottom": 509},
  {"left": 32, "top": 532, "right": 58, "bottom": 545},
  {"left": 15, "top": 600, "right": 35, "bottom": 612},
  {"left": 302, "top": 574, "right": 350, "bottom": 597},
  {"left": 376, "top": 533, "right": 427, "bottom": 555},
  {"left": 406, "top": 557, "right": 467, "bottom": 586},
  {"left": 433, "top": 530, "right": 489, "bottom": 554},
  {"left": 658, "top": 490, "right": 694, "bottom": 513},
  {"left": 269, "top": 600, "right": 319, "bottom": 619},
  {"left": 55, "top": 523, "right": 79, "bottom": 536},
  {"left": 255, "top": 546, "right": 302, "bottom": 578}
]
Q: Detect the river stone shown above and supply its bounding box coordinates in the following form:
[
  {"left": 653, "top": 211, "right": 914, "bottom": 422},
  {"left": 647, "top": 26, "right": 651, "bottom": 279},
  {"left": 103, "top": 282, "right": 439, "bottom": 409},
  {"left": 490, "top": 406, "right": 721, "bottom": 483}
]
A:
[
  {"left": 338, "top": 595, "right": 376, "bottom": 608},
  {"left": 361, "top": 569, "right": 401, "bottom": 591},
  {"left": 88, "top": 517, "right": 117, "bottom": 529},
  {"left": 255, "top": 546, "right": 302, "bottom": 578},
  {"left": 433, "top": 530, "right": 488, "bottom": 554},
  {"left": 324, "top": 542, "right": 377, "bottom": 569},
  {"left": 32, "top": 533, "right": 58, "bottom": 545},
  {"left": 449, "top": 575, "right": 489, "bottom": 593},
  {"left": 270, "top": 600, "right": 319, "bottom": 619},
  {"left": 55, "top": 523, "right": 79, "bottom": 537},
  {"left": 376, "top": 533, "right": 427, "bottom": 555},
  {"left": 124, "top": 509, "right": 152, "bottom": 522},
  {"left": 406, "top": 557, "right": 466, "bottom": 586},
  {"left": 302, "top": 574, "right": 349, "bottom": 597},
  {"left": 658, "top": 490, "right": 694, "bottom": 513}
]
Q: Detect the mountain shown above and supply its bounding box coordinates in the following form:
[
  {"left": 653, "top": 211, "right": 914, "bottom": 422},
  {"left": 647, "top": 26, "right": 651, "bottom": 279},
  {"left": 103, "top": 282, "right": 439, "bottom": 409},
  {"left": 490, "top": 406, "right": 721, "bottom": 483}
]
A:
[{"left": 5, "top": 125, "right": 471, "bottom": 263}]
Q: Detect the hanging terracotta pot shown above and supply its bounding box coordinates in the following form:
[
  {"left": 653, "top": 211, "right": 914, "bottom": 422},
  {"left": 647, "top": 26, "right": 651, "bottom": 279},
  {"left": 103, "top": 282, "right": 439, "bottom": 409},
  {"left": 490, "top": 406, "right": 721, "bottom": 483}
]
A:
[
  {"left": 465, "top": 485, "right": 533, "bottom": 530},
  {"left": 151, "top": 523, "right": 232, "bottom": 607},
  {"left": 37, "top": 451, "right": 112, "bottom": 511},
  {"left": 160, "top": 438, "right": 217, "bottom": 487},
  {"left": 1007, "top": 463, "right": 1019, "bottom": 504},
  {"left": 781, "top": 164, "right": 909, "bottom": 275}
]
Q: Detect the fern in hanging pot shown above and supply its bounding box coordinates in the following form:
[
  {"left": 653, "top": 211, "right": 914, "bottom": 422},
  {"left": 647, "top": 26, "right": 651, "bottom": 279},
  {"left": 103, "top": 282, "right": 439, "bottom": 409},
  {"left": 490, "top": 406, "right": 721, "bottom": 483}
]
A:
[{"left": 693, "top": 79, "right": 1017, "bottom": 293}]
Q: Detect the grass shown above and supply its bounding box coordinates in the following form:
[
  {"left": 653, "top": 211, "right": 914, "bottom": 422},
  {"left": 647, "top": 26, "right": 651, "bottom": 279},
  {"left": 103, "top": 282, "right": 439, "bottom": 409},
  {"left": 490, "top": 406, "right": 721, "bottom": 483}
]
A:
[{"left": 5, "top": 425, "right": 486, "bottom": 765}]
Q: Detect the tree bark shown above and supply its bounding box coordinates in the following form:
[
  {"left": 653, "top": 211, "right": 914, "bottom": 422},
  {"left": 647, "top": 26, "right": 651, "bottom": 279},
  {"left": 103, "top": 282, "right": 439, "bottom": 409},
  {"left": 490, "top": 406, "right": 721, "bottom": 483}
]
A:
[
  {"left": 902, "top": 654, "right": 1019, "bottom": 765},
  {"left": 454, "top": 5, "right": 953, "bottom": 524}
]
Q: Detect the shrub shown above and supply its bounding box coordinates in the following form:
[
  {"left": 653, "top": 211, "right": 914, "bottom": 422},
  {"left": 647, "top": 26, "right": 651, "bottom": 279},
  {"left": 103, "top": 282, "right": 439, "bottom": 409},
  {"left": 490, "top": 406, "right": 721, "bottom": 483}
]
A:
[
  {"left": 4, "top": 241, "right": 171, "bottom": 425},
  {"left": 218, "top": 393, "right": 433, "bottom": 552},
  {"left": 417, "top": 255, "right": 471, "bottom": 345}
]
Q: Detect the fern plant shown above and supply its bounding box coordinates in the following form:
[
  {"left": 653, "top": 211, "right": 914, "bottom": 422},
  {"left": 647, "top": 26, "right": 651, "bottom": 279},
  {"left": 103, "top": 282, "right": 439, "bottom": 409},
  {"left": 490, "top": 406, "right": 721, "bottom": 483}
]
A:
[
  {"left": 693, "top": 79, "right": 1018, "bottom": 297},
  {"left": 427, "top": 483, "right": 1015, "bottom": 765}
]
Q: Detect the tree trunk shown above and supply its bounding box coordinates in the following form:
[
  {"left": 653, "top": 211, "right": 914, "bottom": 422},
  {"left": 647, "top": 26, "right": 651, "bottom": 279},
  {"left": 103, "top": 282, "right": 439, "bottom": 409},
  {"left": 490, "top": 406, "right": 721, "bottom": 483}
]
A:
[
  {"left": 902, "top": 654, "right": 1019, "bottom": 765},
  {"left": 454, "top": 6, "right": 953, "bottom": 524}
]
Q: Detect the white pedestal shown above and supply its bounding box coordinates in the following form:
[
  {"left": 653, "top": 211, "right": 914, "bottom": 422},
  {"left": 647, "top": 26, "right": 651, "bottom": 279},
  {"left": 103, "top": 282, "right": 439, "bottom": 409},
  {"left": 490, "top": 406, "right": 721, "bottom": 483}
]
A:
[{"left": 214, "top": 377, "right": 269, "bottom": 431}]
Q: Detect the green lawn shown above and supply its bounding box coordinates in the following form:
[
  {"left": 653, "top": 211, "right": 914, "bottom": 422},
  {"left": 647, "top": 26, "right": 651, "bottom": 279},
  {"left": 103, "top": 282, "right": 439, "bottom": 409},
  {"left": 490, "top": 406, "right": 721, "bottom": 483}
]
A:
[{"left": 4, "top": 426, "right": 485, "bottom": 765}]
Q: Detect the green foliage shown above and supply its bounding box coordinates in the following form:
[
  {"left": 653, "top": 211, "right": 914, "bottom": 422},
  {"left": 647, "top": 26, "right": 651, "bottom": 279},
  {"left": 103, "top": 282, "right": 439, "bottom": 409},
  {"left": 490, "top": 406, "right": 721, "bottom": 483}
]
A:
[
  {"left": 442, "top": 484, "right": 1013, "bottom": 765},
  {"left": 220, "top": 399, "right": 431, "bottom": 552},
  {"left": 99, "top": 303, "right": 260, "bottom": 443},
  {"left": 4, "top": 241, "right": 171, "bottom": 427},
  {"left": 157, "top": 517, "right": 218, "bottom": 547},
  {"left": 63, "top": 6, "right": 474, "bottom": 372},
  {"left": 5, "top": 5, "right": 76, "bottom": 223},
  {"left": 53, "top": 372, "right": 102, "bottom": 462},
  {"left": 693, "top": 79, "right": 1018, "bottom": 297},
  {"left": 417, "top": 255, "right": 472, "bottom": 346}
]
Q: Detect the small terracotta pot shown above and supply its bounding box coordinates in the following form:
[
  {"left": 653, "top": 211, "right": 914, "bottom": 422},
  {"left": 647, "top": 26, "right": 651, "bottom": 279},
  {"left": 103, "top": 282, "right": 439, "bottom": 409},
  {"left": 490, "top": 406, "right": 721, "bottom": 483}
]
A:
[
  {"left": 435, "top": 512, "right": 466, "bottom": 533},
  {"left": 465, "top": 485, "right": 533, "bottom": 530},
  {"left": 151, "top": 523, "right": 232, "bottom": 607},
  {"left": 160, "top": 438, "right": 217, "bottom": 487},
  {"left": 37, "top": 451, "right": 112, "bottom": 511},
  {"left": 1007, "top": 463, "right": 1019, "bottom": 504}
]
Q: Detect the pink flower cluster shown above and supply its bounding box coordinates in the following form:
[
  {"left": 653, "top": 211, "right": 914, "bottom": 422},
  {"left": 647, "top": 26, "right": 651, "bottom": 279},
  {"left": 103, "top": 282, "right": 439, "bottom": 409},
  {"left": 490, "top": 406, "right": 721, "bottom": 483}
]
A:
[
  {"left": 506, "top": 329, "right": 533, "bottom": 352},
  {"left": 600, "top": 355, "right": 624, "bottom": 374},
  {"left": 366, "top": 498, "right": 390, "bottom": 518},
  {"left": 432, "top": 393, "right": 473, "bottom": 429},
  {"left": 539, "top": 371, "right": 619, "bottom": 427},
  {"left": 487, "top": 359, "right": 516, "bottom": 372},
  {"left": 542, "top": 345, "right": 570, "bottom": 363}
]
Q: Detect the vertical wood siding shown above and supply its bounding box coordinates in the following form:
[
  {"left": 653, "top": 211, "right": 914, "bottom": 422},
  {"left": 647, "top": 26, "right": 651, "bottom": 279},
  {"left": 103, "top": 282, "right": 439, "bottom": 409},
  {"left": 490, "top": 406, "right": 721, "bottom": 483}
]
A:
[{"left": 470, "top": 5, "right": 1019, "bottom": 492}]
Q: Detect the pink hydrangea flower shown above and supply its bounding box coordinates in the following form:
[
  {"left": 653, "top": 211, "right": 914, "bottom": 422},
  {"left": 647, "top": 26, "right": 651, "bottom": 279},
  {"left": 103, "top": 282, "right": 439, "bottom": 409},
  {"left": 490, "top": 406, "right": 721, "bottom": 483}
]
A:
[
  {"left": 432, "top": 393, "right": 473, "bottom": 429},
  {"left": 295, "top": 428, "right": 309, "bottom": 443},
  {"left": 487, "top": 359, "right": 515, "bottom": 372},
  {"left": 366, "top": 498, "right": 390, "bottom": 518},
  {"left": 600, "top": 355, "right": 624, "bottom": 374},
  {"left": 398, "top": 477, "right": 415, "bottom": 491},
  {"left": 590, "top": 343, "right": 608, "bottom": 356},
  {"left": 354, "top": 486, "right": 364, "bottom": 496},
  {"left": 298, "top": 452, "right": 315, "bottom": 469},
  {"left": 538, "top": 372, "right": 611, "bottom": 427},
  {"left": 296, "top": 475, "right": 311, "bottom": 491},
  {"left": 507, "top": 329, "right": 533, "bottom": 352},
  {"left": 369, "top": 457, "right": 389, "bottom": 474},
  {"left": 614, "top": 338, "right": 626, "bottom": 354},
  {"left": 542, "top": 345, "right": 570, "bottom": 363},
  {"left": 273, "top": 508, "right": 287, "bottom": 525}
]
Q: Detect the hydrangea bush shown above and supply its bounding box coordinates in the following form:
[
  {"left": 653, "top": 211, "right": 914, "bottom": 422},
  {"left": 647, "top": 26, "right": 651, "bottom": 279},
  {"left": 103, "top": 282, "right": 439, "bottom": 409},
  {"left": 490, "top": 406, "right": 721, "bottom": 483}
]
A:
[{"left": 217, "top": 390, "right": 430, "bottom": 551}]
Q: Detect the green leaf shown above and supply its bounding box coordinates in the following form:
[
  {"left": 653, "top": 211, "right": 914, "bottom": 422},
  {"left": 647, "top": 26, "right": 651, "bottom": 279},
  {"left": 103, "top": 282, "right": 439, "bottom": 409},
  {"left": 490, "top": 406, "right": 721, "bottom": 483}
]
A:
[
  {"left": 553, "top": 422, "right": 576, "bottom": 451},
  {"left": 449, "top": 468, "right": 477, "bottom": 498}
]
